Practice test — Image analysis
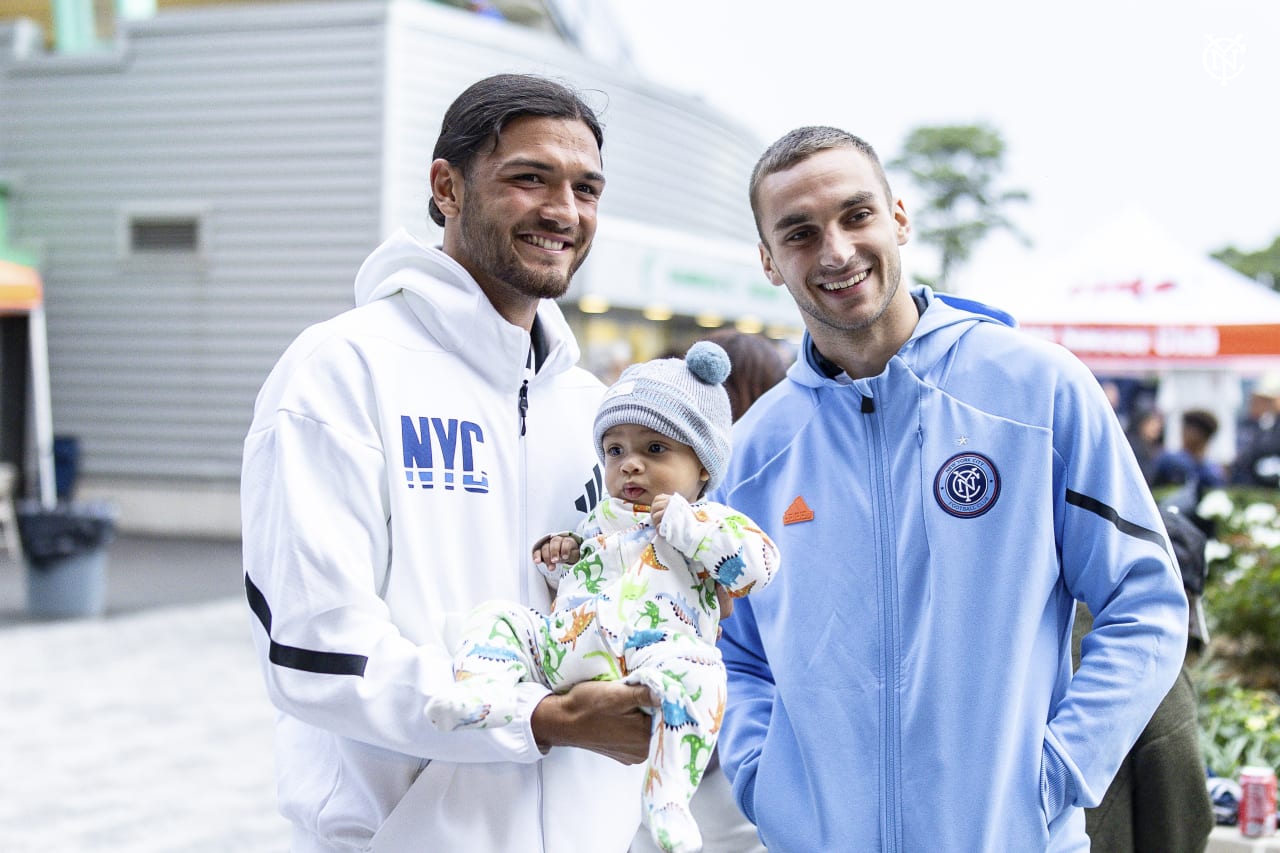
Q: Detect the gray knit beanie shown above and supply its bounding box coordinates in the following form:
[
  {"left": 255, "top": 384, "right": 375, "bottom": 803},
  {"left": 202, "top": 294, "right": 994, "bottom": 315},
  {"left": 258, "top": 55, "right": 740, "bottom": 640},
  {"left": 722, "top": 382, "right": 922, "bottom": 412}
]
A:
[{"left": 594, "top": 341, "right": 734, "bottom": 491}]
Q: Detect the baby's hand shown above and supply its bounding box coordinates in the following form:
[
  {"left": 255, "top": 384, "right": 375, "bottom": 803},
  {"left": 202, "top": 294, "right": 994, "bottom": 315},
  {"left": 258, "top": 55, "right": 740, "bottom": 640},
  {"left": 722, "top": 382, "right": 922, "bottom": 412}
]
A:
[
  {"left": 533, "top": 534, "right": 581, "bottom": 568},
  {"left": 649, "top": 494, "right": 672, "bottom": 528},
  {"left": 715, "top": 583, "right": 734, "bottom": 639}
]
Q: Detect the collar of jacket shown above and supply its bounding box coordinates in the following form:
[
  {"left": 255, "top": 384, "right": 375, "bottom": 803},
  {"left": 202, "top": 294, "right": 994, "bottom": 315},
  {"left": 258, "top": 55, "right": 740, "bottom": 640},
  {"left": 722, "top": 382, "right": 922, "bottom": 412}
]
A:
[
  {"left": 790, "top": 286, "right": 1008, "bottom": 390},
  {"left": 352, "top": 228, "right": 581, "bottom": 389}
]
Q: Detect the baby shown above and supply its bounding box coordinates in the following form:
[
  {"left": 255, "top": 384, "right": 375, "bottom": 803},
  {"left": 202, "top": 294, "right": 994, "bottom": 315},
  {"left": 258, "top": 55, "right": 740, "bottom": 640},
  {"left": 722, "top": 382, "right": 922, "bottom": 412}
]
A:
[{"left": 426, "top": 341, "right": 780, "bottom": 853}]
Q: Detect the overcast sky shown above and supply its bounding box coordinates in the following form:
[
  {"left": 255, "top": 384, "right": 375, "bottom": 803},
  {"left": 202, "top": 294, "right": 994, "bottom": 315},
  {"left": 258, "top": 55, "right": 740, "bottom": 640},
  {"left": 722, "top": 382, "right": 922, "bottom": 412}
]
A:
[{"left": 604, "top": 0, "right": 1278, "bottom": 277}]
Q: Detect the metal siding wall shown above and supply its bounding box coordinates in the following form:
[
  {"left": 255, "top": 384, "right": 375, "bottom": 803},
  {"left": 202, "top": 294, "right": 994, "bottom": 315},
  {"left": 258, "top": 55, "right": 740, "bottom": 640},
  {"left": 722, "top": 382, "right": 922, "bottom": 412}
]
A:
[
  {"left": 592, "top": 85, "right": 762, "bottom": 243},
  {"left": 2, "top": 4, "right": 385, "bottom": 482},
  {"left": 382, "top": 1, "right": 761, "bottom": 246},
  {"left": 2, "top": 2, "right": 765, "bottom": 526}
]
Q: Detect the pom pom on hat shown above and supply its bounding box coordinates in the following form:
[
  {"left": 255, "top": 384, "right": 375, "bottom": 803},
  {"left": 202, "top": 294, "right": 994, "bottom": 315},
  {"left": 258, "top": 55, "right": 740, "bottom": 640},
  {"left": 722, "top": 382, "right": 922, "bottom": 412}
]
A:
[
  {"left": 685, "top": 340, "right": 732, "bottom": 386},
  {"left": 594, "top": 342, "right": 734, "bottom": 492}
]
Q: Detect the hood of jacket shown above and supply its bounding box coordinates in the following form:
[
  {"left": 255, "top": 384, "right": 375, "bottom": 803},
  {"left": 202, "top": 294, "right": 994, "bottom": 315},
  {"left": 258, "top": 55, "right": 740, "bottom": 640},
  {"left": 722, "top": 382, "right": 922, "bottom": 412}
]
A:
[
  {"left": 352, "top": 228, "right": 583, "bottom": 387},
  {"left": 787, "top": 285, "right": 1017, "bottom": 391}
]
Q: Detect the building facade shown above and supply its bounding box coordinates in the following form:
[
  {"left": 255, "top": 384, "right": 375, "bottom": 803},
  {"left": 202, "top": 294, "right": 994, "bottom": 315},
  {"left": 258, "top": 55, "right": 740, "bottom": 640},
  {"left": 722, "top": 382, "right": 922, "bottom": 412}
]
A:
[{"left": 0, "top": 0, "right": 795, "bottom": 535}]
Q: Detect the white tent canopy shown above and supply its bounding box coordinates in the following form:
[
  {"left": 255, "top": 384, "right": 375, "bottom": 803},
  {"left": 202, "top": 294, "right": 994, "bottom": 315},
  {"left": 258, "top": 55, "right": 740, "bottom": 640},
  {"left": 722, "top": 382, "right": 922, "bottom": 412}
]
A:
[{"left": 957, "top": 207, "right": 1280, "bottom": 374}]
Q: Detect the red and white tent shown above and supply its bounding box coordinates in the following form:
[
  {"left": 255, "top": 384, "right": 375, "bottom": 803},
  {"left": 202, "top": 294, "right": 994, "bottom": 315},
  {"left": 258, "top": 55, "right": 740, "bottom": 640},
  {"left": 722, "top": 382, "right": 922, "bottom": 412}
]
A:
[
  {"left": 957, "top": 209, "right": 1280, "bottom": 464},
  {"left": 965, "top": 208, "right": 1280, "bottom": 374}
]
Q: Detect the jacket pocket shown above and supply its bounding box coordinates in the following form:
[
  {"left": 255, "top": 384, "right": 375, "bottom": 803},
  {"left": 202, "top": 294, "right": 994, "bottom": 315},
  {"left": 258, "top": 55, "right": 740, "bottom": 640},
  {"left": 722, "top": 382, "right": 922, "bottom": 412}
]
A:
[
  {"left": 1039, "top": 739, "right": 1073, "bottom": 826},
  {"left": 368, "top": 758, "right": 448, "bottom": 851}
]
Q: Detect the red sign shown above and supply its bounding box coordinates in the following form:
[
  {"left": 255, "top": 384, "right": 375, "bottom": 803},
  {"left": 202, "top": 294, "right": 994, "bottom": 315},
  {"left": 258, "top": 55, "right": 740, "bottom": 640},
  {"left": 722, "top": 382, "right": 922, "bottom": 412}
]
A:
[{"left": 1021, "top": 324, "right": 1280, "bottom": 359}]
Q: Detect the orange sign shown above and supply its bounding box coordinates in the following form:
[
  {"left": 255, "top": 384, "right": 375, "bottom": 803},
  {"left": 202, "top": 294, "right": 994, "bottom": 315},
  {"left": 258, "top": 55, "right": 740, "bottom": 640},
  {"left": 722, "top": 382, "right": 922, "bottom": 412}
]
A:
[
  {"left": 0, "top": 258, "right": 42, "bottom": 312},
  {"left": 1022, "top": 323, "right": 1280, "bottom": 359}
]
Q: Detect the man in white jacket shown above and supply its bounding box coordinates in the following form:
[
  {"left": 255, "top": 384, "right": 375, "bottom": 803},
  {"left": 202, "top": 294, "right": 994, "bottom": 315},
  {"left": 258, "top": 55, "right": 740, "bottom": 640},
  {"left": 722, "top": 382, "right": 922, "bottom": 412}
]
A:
[{"left": 241, "top": 74, "right": 653, "bottom": 853}]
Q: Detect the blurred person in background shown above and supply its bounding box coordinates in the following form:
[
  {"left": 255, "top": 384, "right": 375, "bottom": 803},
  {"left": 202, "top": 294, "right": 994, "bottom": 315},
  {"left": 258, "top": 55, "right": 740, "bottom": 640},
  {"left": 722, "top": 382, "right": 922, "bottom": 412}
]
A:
[
  {"left": 1234, "top": 373, "right": 1279, "bottom": 452},
  {"left": 1101, "top": 379, "right": 1129, "bottom": 431},
  {"left": 1232, "top": 373, "right": 1280, "bottom": 488},
  {"left": 1152, "top": 409, "right": 1226, "bottom": 492},
  {"left": 241, "top": 74, "right": 654, "bottom": 853},
  {"left": 701, "top": 329, "right": 790, "bottom": 422},
  {"left": 1126, "top": 408, "right": 1166, "bottom": 487}
]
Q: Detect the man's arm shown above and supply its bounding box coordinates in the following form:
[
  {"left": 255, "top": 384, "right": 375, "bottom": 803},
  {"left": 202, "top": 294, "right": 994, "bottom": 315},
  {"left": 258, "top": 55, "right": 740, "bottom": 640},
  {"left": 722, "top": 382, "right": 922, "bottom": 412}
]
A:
[
  {"left": 243, "top": 409, "right": 545, "bottom": 765},
  {"left": 1046, "top": 364, "right": 1188, "bottom": 814},
  {"left": 715, "top": 596, "right": 774, "bottom": 825}
]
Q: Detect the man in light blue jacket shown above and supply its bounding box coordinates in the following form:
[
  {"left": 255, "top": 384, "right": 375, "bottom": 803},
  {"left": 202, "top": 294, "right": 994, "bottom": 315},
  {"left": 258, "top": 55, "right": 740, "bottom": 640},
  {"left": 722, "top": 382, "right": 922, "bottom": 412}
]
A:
[{"left": 712, "top": 126, "right": 1188, "bottom": 852}]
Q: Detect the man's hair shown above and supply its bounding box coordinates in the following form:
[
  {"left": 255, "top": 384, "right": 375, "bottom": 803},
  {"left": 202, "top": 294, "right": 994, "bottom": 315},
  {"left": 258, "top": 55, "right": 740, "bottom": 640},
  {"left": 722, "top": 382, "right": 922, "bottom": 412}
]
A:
[
  {"left": 749, "top": 126, "right": 892, "bottom": 243},
  {"left": 1182, "top": 408, "right": 1219, "bottom": 439},
  {"left": 428, "top": 74, "right": 604, "bottom": 227}
]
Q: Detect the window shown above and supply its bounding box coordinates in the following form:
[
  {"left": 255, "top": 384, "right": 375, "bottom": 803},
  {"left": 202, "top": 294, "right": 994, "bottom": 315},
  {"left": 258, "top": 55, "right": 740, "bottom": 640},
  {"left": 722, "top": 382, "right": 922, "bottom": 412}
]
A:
[
  {"left": 119, "top": 204, "right": 208, "bottom": 258},
  {"left": 129, "top": 217, "right": 199, "bottom": 252}
]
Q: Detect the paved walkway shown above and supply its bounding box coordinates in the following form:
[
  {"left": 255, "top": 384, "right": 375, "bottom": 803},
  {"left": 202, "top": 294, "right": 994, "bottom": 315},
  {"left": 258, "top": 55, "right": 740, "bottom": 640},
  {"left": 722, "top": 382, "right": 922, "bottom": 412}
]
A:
[
  {"left": 0, "top": 536, "right": 290, "bottom": 852},
  {"left": 5, "top": 538, "right": 1261, "bottom": 852}
]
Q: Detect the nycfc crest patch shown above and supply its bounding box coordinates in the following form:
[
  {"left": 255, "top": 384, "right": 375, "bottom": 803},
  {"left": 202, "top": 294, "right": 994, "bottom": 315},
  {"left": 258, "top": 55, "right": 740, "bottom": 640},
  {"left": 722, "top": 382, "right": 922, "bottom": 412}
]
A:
[{"left": 933, "top": 452, "right": 1000, "bottom": 518}]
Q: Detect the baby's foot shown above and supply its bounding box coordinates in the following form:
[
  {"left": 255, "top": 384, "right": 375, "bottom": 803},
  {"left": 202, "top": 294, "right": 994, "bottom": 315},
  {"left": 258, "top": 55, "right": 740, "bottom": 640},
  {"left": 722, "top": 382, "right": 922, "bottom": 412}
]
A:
[{"left": 648, "top": 801, "right": 702, "bottom": 853}]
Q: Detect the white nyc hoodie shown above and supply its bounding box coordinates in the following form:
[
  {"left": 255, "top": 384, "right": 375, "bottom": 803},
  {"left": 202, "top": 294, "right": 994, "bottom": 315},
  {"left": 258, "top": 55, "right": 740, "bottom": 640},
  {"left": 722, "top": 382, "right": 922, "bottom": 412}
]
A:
[{"left": 242, "top": 230, "right": 641, "bottom": 852}]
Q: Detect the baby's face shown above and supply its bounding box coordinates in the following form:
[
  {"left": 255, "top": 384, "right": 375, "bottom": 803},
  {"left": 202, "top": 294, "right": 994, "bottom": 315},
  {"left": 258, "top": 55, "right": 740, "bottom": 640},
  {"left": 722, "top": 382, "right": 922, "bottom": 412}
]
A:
[{"left": 601, "top": 424, "right": 708, "bottom": 507}]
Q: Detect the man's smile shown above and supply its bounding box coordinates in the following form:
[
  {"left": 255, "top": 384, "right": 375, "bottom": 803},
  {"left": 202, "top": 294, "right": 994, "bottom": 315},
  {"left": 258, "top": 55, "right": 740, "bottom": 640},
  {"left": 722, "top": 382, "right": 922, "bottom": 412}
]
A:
[
  {"left": 816, "top": 268, "right": 870, "bottom": 292},
  {"left": 520, "top": 233, "right": 572, "bottom": 252}
]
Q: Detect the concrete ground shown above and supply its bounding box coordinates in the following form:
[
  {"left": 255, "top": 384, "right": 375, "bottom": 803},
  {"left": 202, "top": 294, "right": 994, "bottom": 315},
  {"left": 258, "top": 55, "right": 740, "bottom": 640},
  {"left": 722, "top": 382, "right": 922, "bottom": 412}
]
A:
[{"left": 0, "top": 535, "right": 291, "bottom": 852}]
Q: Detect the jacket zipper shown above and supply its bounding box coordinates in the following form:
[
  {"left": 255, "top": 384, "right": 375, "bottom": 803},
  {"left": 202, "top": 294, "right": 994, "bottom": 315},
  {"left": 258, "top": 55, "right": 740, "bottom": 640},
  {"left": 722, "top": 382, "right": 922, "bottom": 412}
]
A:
[
  {"left": 518, "top": 375, "right": 546, "bottom": 853},
  {"left": 519, "top": 379, "right": 529, "bottom": 437},
  {"left": 865, "top": 389, "right": 902, "bottom": 851}
]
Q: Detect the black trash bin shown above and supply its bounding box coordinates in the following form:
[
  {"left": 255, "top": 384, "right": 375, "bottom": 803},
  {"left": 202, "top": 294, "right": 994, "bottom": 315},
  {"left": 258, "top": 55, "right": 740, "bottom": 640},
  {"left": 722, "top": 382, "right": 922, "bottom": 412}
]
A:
[{"left": 18, "top": 500, "right": 118, "bottom": 617}]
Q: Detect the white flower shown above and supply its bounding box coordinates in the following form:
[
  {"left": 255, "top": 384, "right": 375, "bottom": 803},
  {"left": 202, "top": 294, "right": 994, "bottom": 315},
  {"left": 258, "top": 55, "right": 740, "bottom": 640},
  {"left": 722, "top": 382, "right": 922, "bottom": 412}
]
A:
[
  {"left": 1250, "top": 525, "right": 1280, "bottom": 550},
  {"left": 1205, "top": 540, "right": 1233, "bottom": 563},
  {"left": 1197, "top": 489, "right": 1234, "bottom": 521},
  {"left": 1236, "top": 553, "right": 1258, "bottom": 571},
  {"left": 1243, "top": 502, "right": 1279, "bottom": 527}
]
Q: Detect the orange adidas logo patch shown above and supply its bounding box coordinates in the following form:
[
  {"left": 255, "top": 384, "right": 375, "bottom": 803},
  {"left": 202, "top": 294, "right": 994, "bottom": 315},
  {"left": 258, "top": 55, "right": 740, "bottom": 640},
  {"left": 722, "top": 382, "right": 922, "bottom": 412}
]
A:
[{"left": 783, "top": 496, "right": 814, "bottom": 525}]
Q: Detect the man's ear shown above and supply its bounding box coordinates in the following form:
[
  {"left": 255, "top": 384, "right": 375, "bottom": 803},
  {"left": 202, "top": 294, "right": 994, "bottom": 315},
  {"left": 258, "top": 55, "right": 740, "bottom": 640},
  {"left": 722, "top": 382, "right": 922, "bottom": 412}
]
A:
[
  {"left": 894, "top": 198, "right": 911, "bottom": 246},
  {"left": 429, "top": 158, "right": 462, "bottom": 220},
  {"left": 760, "top": 242, "right": 785, "bottom": 286}
]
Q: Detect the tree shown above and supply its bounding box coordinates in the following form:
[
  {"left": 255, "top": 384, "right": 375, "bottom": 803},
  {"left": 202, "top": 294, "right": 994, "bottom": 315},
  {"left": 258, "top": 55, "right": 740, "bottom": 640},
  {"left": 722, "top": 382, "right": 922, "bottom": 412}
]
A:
[
  {"left": 887, "top": 124, "right": 1029, "bottom": 291},
  {"left": 1212, "top": 235, "right": 1280, "bottom": 292}
]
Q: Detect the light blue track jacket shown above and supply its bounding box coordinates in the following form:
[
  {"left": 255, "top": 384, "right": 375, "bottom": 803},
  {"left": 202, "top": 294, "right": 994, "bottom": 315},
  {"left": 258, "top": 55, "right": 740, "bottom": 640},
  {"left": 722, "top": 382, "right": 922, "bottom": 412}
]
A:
[{"left": 713, "top": 287, "right": 1187, "bottom": 853}]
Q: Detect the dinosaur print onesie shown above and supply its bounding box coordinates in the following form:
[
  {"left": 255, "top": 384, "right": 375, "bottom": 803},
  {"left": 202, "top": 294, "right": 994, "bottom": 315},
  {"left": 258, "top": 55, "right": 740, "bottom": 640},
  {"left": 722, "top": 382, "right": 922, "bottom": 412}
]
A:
[{"left": 427, "top": 493, "right": 779, "bottom": 853}]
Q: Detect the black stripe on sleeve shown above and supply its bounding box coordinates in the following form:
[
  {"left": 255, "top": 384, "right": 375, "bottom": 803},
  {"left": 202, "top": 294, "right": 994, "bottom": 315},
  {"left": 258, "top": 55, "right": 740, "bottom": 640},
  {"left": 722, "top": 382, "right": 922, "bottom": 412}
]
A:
[
  {"left": 245, "top": 572, "right": 272, "bottom": 633},
  {"left": 244, "top": 573, "right": 369, "bottom": 677},
  {"left": 268, "top": 642, "right": 367, "bottom": 677},
  {"left": 1065, "top": 490, "right": 1166, "bottom": 548}
]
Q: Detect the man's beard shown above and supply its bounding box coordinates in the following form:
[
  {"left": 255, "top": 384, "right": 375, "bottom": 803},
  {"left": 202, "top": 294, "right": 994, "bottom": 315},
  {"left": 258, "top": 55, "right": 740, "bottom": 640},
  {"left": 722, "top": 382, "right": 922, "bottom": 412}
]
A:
[
  {"left": 458, "top": 203, "right": 588, "bottom": 300},
  {"left": 798, "top": 258, "right": 901, "bottom": 334}
]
